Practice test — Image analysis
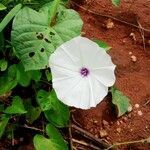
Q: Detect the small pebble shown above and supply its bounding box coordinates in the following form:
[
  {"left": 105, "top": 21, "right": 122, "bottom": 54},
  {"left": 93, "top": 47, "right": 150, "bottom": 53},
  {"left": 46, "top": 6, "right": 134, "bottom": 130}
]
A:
[
  {"left": 135, "top": 103, "right": 140, "bottom": 108},
  {"left": 117, "top": 121, "right": 120, "bottom": 125},
  {"left": 129, "top": 51, "right": 132, "bottom": 55},
  {"left": 122, "top": 38, "right": 126, "bottom": 43},
  {"left": 99, "top": 129, "right": 108, "bottom": 137},
  {"left": 106, "top": 19, "right": 114, "bottom": 29},
  {"left": 137, "top": 110, "right": 143, "bottom": 116},
  {"left": 95, "top": 134, "right": 99, "bottom": 138},
  {"left": 127, "top": 105, "right": 133, "bottom": 112},
  {"left": 123, "top": 117, "right": 128, "bottom": 122},
  {"left": 116, "top": 128, "right": 121, "bottom": 133},
  {"left": 102, "top": 120, "right": 109, "bottom": 126},
  {"left": 128, "top": 113, "right": 132, "bottom": 118},
  {"left": 93, "top": 120, "right": 98, "bottom": 124},
  {"left": 90, "top": 128, "right": 93, "bottom": 132},
  {"left": 131, "top": 55, "right": 137, "bottom": 62},
  {"left": 130, "top": 32, "right": 136, "bottom": 41},
  {"left": 119, "top": 120, "right": 123, "bottom": 124}
]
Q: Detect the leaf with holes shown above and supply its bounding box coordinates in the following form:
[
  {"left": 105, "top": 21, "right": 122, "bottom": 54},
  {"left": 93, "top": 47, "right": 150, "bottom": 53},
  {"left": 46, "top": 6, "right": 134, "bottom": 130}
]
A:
[
  {"left": 11, "top": 3, "right": 83, "bottom": 71},
  {"left": 111, "top": 87, "right": 131, "bottom": 117}
]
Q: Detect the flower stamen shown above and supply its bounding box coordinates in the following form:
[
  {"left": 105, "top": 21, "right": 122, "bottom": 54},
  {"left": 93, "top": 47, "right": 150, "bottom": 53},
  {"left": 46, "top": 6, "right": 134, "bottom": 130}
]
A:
[{"left": 80, "top": 67, "right": 89, "bottom": 77}]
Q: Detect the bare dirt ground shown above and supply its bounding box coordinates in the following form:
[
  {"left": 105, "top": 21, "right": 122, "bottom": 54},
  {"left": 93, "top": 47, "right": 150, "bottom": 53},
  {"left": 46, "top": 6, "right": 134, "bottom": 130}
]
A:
[{"left": 71, "top": 0, "right": 150, "bottom": 149}]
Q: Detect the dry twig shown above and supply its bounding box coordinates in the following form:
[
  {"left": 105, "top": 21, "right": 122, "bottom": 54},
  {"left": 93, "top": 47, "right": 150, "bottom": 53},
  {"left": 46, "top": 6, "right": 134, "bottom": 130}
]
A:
[
  {"left": 69, "top": 121, "right": 73, "bottom": 150},
  {"left": 137, "top": 18, "right": 146, "bottom": 50},
  {"left": 72, "top": 138, "right": 101, "bottom": 150},
  {"left": 71, "top": 124, "right": 112, "bottom": 149}
]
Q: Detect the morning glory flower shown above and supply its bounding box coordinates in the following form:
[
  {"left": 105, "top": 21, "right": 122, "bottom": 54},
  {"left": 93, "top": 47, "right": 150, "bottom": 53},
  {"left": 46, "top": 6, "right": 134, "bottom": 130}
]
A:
[{"left": 49, "top": 36, "right": 116, "bottom": 109}]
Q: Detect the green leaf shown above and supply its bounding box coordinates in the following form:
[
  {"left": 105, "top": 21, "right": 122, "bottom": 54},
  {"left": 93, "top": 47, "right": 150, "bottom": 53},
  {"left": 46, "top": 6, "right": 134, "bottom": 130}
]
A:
[
  {"left": 44, "top": 90, "right": 70, "bottom": 127},
  {"left": 0, "top": 116, "right": 9, "bottom": 138},
  {"left": 0, "top": 3, "right": 6, "bottom": 11},
  {"left": 46, "top": 124, "right": 68, "bottom": 148},
  {"left": 0, "top": 32, "right": 4, "bottom": 51},
  {"left": 48, "top": 0, "right": 60, "bottom": 24},
  {"left": 45, "top": 69, "right": 52, "bottom": 81},
  {"left": 0, "top": 59, "right": 8, "bottom": 71},
  {"left": 4, "top": 96, "right": 27, "bottom": 114},
  {"left": 24, "top": 100, "right": 41, "bottom": 124},
  {"left": 46, "top": 124, "right": 64, "bottom": 141},
  {"left": 111, "top": 87, "right": 131, "bottom": 117},
  {"left": 11, "top": 4, "right": 83, "bottom": 71},
  {"left": 94, "top": 39, "right": 111, "bottom": 51},
  {"left": 37, "top": 90, "right": 69, "bottom": 127},
  {"left": 0, "top": 65, "right": 18, "bottom": 96},
  {"left": 111, "top": 0, "right": 120, "bottom": 6},
  {"left": 33, "top": 124, "right": 68, "bottom": 150},
  {"left": 0, "top": 4, "right": 22, "bottom": 32},
  {"left": 16, "top": 63, "right": 41, "bottom": 87},
  {"left": 0, "top": 104, "right": 4, "bottom": 112},
  {"left": 37, "top": 90, "right": 53, "bottom": 111}
]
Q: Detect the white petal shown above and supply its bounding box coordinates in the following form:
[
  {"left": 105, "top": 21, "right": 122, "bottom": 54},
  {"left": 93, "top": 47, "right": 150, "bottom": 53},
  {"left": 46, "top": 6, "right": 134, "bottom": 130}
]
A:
[
  {"left": 54, "top": 75, "right": 108, "bottom": 109},
  {"left": 91, "top": 66, "right": 116, "bottom": 87}
]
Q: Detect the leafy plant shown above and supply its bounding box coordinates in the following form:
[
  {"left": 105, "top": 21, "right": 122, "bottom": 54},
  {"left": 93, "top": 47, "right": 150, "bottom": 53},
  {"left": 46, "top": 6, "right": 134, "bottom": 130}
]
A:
[{"left": 0, "top": 0, "right": 132, "bottom": 149}]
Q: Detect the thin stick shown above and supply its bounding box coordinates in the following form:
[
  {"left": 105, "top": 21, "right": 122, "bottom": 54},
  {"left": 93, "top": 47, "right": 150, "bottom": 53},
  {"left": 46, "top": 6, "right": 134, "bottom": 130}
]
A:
[
  {"left": 70, "top": 1, "right": 150, "bottom": 32},
  {"left": 105, "top": 137, "right": 150, "bottom": 150},
  {"left": 72, "top": 114, "right": 82, "bottom": 127},
  {"left": 137, "top": 19, "right": 146, "bottom": 51},
  {"left": 69, "top": 122, "right": 73, "bottom": 150},
  {"left": 71, "top": 124, "right": 112, "bottom": 149},
  {"left": 20, "top": 124, "right": 44, "bottom": 132},
  {"left": 72, "top": 138, "right": 101, "bottom": 150},
  {"left": 143, "top": 99, "right": 150, "bottom": 106}
]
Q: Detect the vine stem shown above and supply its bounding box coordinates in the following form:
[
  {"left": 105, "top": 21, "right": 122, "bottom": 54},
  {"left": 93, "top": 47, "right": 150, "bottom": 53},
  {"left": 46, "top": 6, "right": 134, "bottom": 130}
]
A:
[{"left": 105, "top": 137, "right": 150, "bottom": 150}]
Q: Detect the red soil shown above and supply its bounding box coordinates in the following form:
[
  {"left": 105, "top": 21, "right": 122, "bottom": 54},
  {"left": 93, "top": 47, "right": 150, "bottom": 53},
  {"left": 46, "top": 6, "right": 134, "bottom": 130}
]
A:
[{"left": 71, "top": 0, "right": 150, "bottom": 149}]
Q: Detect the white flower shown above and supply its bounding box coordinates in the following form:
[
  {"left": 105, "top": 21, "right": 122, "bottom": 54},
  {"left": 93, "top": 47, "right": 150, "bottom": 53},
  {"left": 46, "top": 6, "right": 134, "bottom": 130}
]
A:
[{"left": 49, "top": 36, "right": 116, "bottom": 109}]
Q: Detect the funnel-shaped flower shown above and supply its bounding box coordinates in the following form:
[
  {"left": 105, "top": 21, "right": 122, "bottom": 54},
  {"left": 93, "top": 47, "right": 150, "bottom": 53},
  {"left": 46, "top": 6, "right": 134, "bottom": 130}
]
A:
[{"left": 49, "top": 36, "right": 116, "bottom": 109}]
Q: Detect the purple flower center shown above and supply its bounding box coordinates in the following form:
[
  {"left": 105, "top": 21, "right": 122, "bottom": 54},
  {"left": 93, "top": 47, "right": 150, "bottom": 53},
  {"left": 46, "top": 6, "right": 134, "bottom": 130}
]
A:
[{"left": 80, "top": 67, "right": 89, "bottom": 77}]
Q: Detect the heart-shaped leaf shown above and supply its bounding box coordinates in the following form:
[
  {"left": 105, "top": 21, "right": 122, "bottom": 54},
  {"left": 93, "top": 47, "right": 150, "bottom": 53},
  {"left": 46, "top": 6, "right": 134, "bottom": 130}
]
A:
[
  {"left": 4, "top": 96, "right": 27, "bottom": 114},
  {"left": 111, "top": 87, "right": 131, "bottom": 117},
  {"left": 33, "top": 124, "right": 68, "bottom": 150},
  {"left": 37, "top": 90, "right": 70, "bottom": 127},
  {"left": 24, "top": 100, "right": 41, "bottom": 124}
]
